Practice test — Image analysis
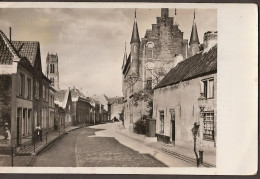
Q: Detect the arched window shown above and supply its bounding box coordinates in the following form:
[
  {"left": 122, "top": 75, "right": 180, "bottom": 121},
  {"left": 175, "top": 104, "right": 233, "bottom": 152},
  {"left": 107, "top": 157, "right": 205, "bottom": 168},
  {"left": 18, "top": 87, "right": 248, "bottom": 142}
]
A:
[
  {"left": 146, "top": 42, "right": 154, "bottom": 59},
  {"left": 50, "top": 64, "right": 55, "bottom": 73}
]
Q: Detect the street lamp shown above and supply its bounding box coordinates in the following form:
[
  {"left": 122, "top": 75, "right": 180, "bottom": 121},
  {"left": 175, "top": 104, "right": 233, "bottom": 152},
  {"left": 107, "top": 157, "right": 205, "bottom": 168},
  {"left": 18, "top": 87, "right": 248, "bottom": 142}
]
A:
[{"left": 198, "top": 92, "right": 206, "bottom": 113}]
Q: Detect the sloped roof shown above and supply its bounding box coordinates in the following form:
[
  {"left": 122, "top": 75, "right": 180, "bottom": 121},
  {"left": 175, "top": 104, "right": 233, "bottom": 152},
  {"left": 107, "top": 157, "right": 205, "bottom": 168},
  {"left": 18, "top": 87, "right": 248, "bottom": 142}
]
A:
[
  {"left": 189, "top": 21, "right": 200, "bottom": 45},
  {"left": 106, "top": 96, "right": 124, "bottom": 105},
  {"left": 130, "top": 12, "right": 140, "bottom": 44},
  {"left": 0, "top": 30, "right": 21, "bottom": 65},
  {"left": 12, "top": 41, "right": 39, "bottom": 66},
  {"left": 54, "top": 89, "right": 70, "bottom": 109},
  {"left": 70, "top": 88, "right": 86, "bottom": 102},
  {"left": 155, "top": 45, "right": 217, "bottom": 89}
]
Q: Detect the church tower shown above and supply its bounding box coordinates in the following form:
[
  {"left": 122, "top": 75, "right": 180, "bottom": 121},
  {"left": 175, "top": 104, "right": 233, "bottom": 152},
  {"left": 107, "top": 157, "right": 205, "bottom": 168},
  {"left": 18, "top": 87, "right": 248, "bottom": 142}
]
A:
[
  {"left": 189, "top": 10, "right": 200, "bottom": 57},
  {"left": 46, "top": 53, "right": 60, "bottom": 90},
  {"left": 130, "top": 9, "right": 141, "bottom": 77}
]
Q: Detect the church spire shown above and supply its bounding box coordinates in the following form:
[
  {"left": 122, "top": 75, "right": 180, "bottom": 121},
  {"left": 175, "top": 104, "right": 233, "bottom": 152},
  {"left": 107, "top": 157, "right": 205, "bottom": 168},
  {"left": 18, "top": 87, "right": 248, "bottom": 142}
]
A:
[
  {"left": 130, "top": 9, "right": 140, "bottom": 44},
  {"left": 122, "top": 42, "right": 127, "bottom": 69},
  {"left": 189, "top": 9, "right": 200, "bottom": 45}
]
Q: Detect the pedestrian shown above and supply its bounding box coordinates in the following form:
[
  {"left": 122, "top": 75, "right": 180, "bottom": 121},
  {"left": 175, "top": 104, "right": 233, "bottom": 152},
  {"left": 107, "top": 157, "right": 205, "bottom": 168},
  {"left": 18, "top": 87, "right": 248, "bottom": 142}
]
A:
[{"left": 35, "top": 123, "right": 42, "bottom": 141}]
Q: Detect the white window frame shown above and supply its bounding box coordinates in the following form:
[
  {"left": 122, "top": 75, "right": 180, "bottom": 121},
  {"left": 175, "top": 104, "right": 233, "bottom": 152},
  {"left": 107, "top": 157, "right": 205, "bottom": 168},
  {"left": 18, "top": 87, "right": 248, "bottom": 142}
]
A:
[
  {"left": 203, "top": 112, "right": 215, "bottom": 141},
  {"left": 201, "top": 78, "right": 214, "bottom": 99}
]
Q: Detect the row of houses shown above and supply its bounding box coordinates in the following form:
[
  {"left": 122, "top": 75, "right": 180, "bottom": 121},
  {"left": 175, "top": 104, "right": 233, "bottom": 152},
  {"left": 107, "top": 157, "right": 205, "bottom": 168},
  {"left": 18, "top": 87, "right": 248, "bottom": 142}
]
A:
[
  {"left": 121, "top": 8, "right": 217, "bottom": 151},
  {"left": 0, "top": 29, "right": 109, "bottom": 150}
]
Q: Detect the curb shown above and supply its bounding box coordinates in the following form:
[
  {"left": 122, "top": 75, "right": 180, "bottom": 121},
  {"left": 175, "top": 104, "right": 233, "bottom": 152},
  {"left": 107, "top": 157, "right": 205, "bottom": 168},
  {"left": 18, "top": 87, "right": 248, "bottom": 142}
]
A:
[
  {"left": 27, "top": 126, "right": 85, "bottom": 166},
  {"left": 37, "top": 125, "right": 85, "bottom": 155},
  {"left": 117, "top": 129, "right": 215, "bottom": 168}
]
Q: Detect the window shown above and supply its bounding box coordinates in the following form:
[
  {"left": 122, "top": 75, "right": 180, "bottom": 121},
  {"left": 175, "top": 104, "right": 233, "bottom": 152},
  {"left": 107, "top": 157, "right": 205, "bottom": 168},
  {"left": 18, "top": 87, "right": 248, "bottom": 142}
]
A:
[
  {"left": 50, "top": 77, "right": 54, "bottom": 86},
  {"left": 27, "top": 78, "right": 31, "bottom": 99},
  {"left": 34, "top": 110, "right": 37, "bottom": 128},
  {"left": 202, "top": 78, "right": 214, "bottom": 99},
  {"left": 28, "top": 110, "right": 31, "bottom": 134},
  {"left": 146, "top": 79, "right": 152, "bottom": 89},
  {"left": 203, "top": 112, "right": 215, "bottom": 141},
  {"left": 134, "top": 46, "right": 137, "bottom": 53},
  {"left": 147, "top": 42, "right": 154, "bottom": 59},
  {"left": 17, "top": 108, "right": 22, "bottom": 136},
  {"left": 22, "top": 108, "right": 27, "bottom": 136},
  {"left": 46, "top": 87, "right": 48, "bottom": 102},
  {"left": 19, "top": 73, "right": 25, "bottom": 97},
  {"left": 42, "top": 109, "right": 46, "bottom": 128},
  {"left": 50, "top": 64, "right": 55, "bottom": 73},
  {"left": 43, "top": 85, "right": 45, "bottom": 101},
  {"left": 159, "top": 111, "right": 164, "bottom": 133},
  {"left": 35, "top": 80, "right": 39, "bottom": 99}
]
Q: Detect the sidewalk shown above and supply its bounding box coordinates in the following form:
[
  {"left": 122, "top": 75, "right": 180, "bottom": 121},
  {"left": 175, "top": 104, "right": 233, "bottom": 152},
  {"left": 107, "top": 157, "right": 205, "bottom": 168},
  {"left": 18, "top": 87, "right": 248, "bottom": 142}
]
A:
[
  {"left": 117, "top": 127, "right": 216, "bottom": 168},
  {"left": 0, "top": 124, "right": 86, "bottom": 167}
]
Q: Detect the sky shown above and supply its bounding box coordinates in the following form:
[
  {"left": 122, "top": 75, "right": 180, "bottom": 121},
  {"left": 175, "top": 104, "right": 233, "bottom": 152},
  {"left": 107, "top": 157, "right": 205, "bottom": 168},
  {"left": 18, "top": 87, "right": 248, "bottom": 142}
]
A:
[{"left": 0, "top": 8, "right": 216, "bottom": 98}]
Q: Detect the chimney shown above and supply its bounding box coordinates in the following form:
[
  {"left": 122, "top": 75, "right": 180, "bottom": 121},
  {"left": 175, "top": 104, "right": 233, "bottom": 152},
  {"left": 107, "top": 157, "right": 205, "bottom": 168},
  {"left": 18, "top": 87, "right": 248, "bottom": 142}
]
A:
[
  {"left": 9, "top": 27, "right": 11, "bottom": 42},
  {"left": 173, "top": 54, "right": 184, "bottom": 68},
  {"left": 203, "top": 31, "right": 218, "bottom": 52}
]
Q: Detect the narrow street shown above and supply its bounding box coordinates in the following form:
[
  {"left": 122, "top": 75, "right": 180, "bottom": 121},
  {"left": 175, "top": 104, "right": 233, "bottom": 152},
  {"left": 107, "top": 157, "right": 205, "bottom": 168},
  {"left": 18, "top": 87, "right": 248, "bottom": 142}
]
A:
[{"left": 33, "top": 122, "right": 194, "bottom": 167}]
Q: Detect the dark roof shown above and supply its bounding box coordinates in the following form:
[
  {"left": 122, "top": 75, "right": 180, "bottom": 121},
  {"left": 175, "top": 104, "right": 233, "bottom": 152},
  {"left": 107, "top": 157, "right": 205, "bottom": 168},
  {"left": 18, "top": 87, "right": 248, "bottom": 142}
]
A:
[
  {"left": 0, "top": 30, "right": 21, "bottom": 65},
  {"left": 107, "top": 97, "right": 124, "bottom": 105},
  {"left": 130, "top": 14, "right": 140, "bottom": 44},
  {"left": 189, "top": 21, "right": 200, "bottom": 45},
  {"left": 12, "top": 41, "right": 39, "bottom": 66},
  {"left": 155, "top": 45, "right": 217, "bottom": 89},
  {"left": 122, "top": 53, "right": 131, "bottom": 74}
]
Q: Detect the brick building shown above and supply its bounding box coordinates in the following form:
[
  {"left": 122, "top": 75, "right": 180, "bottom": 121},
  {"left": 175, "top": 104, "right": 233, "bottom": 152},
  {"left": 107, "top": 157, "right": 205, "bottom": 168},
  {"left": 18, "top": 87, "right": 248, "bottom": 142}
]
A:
[
  {"left": 70, "top": 87, "right": 96, "bottom": 125},
  {"left": 122, "top": 8, "right": 201, "bottom": 131},
  {"left": 153, "top": 31, "right": 217, "bottom": 150},
  {"left": 0, "top": 29, "right": 52, "bottom": 149}
]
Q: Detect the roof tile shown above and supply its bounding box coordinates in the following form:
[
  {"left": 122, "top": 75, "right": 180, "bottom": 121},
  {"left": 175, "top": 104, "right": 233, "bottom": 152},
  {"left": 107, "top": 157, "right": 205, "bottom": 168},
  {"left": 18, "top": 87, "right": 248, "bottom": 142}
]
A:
[{"left": 155, "top": 45, "right": 217, "bottom": 89}]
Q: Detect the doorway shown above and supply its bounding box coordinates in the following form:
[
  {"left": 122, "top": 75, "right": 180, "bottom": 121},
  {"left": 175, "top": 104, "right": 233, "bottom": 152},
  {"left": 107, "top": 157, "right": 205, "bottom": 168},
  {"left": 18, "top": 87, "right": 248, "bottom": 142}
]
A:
[
  {"left": 170, "top": 109, "right": 175, "bottom": 145},
  {"left": 17, "top": 108, "right": 21, "bottom": 146}
]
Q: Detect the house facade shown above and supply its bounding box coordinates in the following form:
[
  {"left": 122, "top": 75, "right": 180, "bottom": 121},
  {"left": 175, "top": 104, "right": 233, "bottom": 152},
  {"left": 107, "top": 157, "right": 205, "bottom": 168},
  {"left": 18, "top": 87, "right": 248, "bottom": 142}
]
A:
[
  {"left": 48, "top": 86, "right": 56, "bottom": 131},
  {"left": 54, "top": 89, "right": 72, "bottom": 128},
  {"left": 153, "top": 31, "right": 217, "bottom": 149},
  {"left": 0, "top": 30, "right": 53, "bottom": 149},
  {"left": 75, "top": 97, "right": 94, "bottom": 125},
  {"left": 105, "top": 96, "right": 124, "bottom": 121},
  {"left": 122, "top": 8, "right": 201, "bottom": 132}
]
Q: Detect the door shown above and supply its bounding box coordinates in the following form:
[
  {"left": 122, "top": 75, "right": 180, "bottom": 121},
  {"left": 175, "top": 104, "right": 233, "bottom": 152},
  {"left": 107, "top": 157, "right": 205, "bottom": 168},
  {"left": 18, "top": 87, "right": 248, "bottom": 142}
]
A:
[
  {"left": 170, "top": 109, "right": 175, "bottom": 145},
  {"left": 171, "top": 120, "right": 175, "bottom": 143},
  {"left": 17, "top": 108, "right": 21, "bottom": 146}
]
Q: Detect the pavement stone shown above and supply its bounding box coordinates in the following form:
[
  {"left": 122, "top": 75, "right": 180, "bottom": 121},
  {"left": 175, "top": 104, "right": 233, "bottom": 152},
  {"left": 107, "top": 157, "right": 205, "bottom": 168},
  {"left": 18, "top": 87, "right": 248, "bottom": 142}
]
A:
[{"left": 117, "top": 125, "right": 216, "bottom": 167}]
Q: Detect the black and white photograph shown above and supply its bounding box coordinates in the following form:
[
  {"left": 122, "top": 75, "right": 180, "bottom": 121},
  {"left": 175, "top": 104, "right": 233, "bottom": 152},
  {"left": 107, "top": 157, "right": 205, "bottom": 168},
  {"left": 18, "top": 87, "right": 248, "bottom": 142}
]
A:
[{"left": 0, "top": 2, "right": 257, "bottom": 175}]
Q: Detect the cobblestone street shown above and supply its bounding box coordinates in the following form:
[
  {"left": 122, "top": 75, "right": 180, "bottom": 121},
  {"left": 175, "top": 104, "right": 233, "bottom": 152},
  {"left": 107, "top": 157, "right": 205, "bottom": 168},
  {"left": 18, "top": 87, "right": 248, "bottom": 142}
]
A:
[
  {"left": 33, "top": 124, "right": 166, "bottom": 167},
  {"left": 33, "top": 122, "right": 194, "bottom": 167}
]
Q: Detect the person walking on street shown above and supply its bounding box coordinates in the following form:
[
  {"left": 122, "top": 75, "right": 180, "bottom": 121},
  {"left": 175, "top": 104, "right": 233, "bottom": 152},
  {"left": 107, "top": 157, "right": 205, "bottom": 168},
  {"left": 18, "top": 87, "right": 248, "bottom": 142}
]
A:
[{"left": 35, "top": 123, "right": 42, "bottom": 141}]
